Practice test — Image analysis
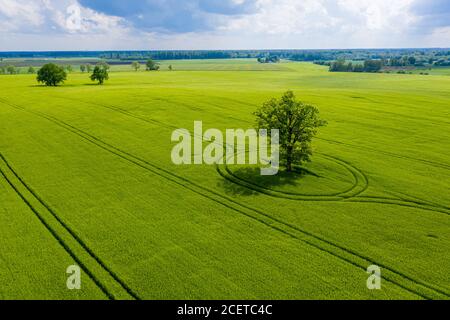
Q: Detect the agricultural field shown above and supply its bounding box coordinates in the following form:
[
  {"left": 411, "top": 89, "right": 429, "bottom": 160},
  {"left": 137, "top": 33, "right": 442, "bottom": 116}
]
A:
[{"left": 0, "top": 59, "right": 449, "bottom": 300}]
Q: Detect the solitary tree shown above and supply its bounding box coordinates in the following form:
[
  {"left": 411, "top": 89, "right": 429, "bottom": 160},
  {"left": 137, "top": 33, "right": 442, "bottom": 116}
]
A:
[
  {"left": 254, "top": 91, "right": 327, "bottom": 172},
  {"left": 80, "top": 65, "right": 86, "bottom": 73},
  {"left": 168, "top": 64, "right": 173, "bottom": 71},
  {"left": 37, "top": 63, "right": 67, "bottom": 86},
  {"left": 27, "top": 66, "right": 35, "bottom": 74},
  {"left": 131, "top": 61, "right": 141, "bottom": 71},
  {"left": 146, "top": 59, "right": 160, "bottom": 71},
  {"left": 66, "top": 65, "right": 73, "bottom": 73},
  {"left": 86, "top": 64, "right": 92, "bottom": 73},
  {"left": 90, "top": 65, "right": 109, "bottom": 85}
]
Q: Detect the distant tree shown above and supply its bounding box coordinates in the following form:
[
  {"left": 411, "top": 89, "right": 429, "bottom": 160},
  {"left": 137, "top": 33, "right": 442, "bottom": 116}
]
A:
[
  {"left": 257, "top": 56, "right": 280, "bottom": 64},
  {"left": 363, "top": 60, "right": 383, "bottom": 73},
  {"left": 254, "top": 91, "right": 327, "bottom": 172},
  {"left": 352, "top": 64, "right": 364, "bottom": 72},
  {"left": 0, "top": 67, "right": 5, "bottom": 74},
  {"left": 37, "top": 63, "right": 67, "bottom": 86},
  {"left": 346, "top": 62, "right": 354, "bottom": 72},
  {"left": 27, "top": 66, "right": 36, "bottom": 74},
  {"left": 131, "top": 61, "right": 141, "bottom": 71},
  {"left": 408, "top": 56, "right": 416, "bottom": 65},
  {"left": 329, "top": 59, "right": 348, "bottom": 72},
  {"left": 146, "top": 59, "right": 160, "bottom": 71},
  {"left": 80, "top": 65, "right": 86, "bottom": 73},
  {"left": 168, "top": 64, "right": 173, "bottom": 71},
  {"left": 65, "top": 65, "right": 73, "bottom": 72},
  {"left": 86, "top": 64, "right": 92, "bottom": 73},
  {"left": 270, "top": 55, "right": 280, "bottom": 63},
  {"left": 6, "top": 65, "right": 17, "bottom": 75},
  {"left": 90, "top": 65, "right": 109, "bottom": 85}
]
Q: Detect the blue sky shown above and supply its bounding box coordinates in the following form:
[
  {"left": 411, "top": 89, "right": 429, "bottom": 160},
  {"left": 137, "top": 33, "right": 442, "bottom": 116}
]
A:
[{"left": 0, "top": 0, "right": 449, "bottom": 50}]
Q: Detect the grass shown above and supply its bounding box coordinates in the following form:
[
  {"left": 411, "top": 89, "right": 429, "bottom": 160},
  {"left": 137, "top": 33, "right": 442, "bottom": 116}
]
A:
[{"left": 0, "top": 60, "right": 449, "bottom": 300}]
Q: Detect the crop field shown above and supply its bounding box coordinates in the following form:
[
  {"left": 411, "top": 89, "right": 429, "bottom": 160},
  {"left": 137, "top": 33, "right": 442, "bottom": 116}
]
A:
[{"left": 0, "top": 60, "right": 449, "bottom": 300}]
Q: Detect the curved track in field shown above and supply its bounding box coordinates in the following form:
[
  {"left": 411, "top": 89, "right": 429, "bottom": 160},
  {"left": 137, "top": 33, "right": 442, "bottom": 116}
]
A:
[
  {"left": 217, "top": 153, "right": 369, "bottom": 201},
  {"left": 218, "top": 154, "right": 450, "bottom": 215},
  {"left": 1, "top": 97, "right": 449, "bottom": 299}
]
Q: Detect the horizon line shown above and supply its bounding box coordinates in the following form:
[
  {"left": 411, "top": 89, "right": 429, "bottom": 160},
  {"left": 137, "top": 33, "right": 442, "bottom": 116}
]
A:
[{"left": 1, "top": 47, "right": 449, "bottom": 54}]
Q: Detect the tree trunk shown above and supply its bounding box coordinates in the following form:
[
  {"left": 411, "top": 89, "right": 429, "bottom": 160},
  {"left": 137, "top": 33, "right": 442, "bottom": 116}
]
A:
[
  {"left": 286, "top": 161, "right": 292, "bottom": 172},
  {"left": 286, "top": 146, "right": 293, "bottom": 172}
]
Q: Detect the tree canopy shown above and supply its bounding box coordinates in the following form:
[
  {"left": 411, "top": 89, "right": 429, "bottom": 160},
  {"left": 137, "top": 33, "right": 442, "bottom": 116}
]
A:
[
  {"left": 254, "top": 91, "right": 327, "bottom": 172},
  {"left": 146, "top": 59, "right": 160, "bottom": 71},
  {"left": 90, "top": 64, "right": 109, "bottom": 85},
  {"left": 36, "top": 63, "right": 67, "bottom": 86},
  {"left": 131, "top": 61, "right": 141, "bottom": 71}
]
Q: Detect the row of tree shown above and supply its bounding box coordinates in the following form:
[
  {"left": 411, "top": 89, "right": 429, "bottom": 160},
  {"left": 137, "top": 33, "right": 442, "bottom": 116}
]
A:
[
  {"left": 131, "top": 60, "right": 176, "bottom": 71},
  {"left": 35, "top": 59, "right": 165, "bottom": 86},
  {"left": 1, "top": 65, "right": 77, "bottom": 75},
  {"left": 36, "top": 63, "right": 110, "bottom": 86},
  {"left": 2, "top": 58, "right": 165, "bottom": 77},
  {"left": 0, "top": 66, "right": 37, "bottom": 74},
  {"left": 329, "top": 59, "right": 383, "bottom": 73},
  {"left": 257, "top": 56, "right": 280, "bottom": 64},
  {"left": 0, "top": 66, "right": 20, "bottom": 75}
]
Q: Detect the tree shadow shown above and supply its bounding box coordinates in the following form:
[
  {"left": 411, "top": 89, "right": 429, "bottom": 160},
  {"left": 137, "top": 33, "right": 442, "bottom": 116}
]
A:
[
  {"left": 28, "top": 84, "right": 78, "bottom": 88},
  {"left": 219, "top": 165, "right": 321, "bottom": 196}
]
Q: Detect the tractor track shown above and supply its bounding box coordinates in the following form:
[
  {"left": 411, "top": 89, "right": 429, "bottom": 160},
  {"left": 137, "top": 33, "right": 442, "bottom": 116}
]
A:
[
  {"left": 0, "top": 157, "right": 115, "bottom": 300},
  {"left": 317, "top": 138, "right": 450, "bottom": 171},
  {"left": 1, "top": 98, "right": 449, "bottom": 299},
  {"left": 0, "top": 152, "right": 140, "bottom": 300}
]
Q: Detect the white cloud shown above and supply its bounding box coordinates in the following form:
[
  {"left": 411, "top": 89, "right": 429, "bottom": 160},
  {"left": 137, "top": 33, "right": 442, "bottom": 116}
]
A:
[
  {"left": 0, "top": 0, "right": 128, "bottom": 35},
  {"left": 0, "top": 0, "right": 45, "bottom": 31},
  {"left": 0, "top": 0, "right": 449, "bottom": 50}
]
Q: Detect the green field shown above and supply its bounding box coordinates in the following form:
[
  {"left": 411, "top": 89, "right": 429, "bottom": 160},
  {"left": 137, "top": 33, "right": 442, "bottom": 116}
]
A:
[{"left": 0, "top": 60, "right": 449, "bottom": 300}]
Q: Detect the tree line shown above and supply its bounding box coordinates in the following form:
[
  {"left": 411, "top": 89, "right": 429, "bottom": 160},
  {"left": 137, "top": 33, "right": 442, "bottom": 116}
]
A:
[
  {"left": 328, "top": 60, "right": 384, "bottom": 73},
  {"left": 257, "top": 56, "right": 281, "bottom": 64}
]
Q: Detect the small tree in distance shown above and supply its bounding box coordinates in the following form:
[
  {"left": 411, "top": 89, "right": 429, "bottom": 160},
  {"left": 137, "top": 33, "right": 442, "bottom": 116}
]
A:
[
  {"left": 146, "top": 59, "right": 160, "bottom": 71},
  {"left": 80, "top": 65, "right": 86, "bottom": 73},
  {"left": 37, "top": 64, "right": 67, "bottom": 86},
  {"left": 86, "top": 64, "right": 92, "bottom": 73},
  {"left": 90, "top": 65, "right": 109, "bottom": 85},
  {"left": 28, "top": 67, "right": 35, "bottom": 74},
  {"left": 132, "top": 61, "right": 141, "bottom": 71},
  {"left": 254, "top": 91, "right": 327, "bottom": 172}
]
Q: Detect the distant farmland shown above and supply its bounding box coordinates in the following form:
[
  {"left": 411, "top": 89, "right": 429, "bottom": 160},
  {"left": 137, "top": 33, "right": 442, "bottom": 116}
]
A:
[{"left": 0, "top": 60, "right": 449, "bottom": 300}]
